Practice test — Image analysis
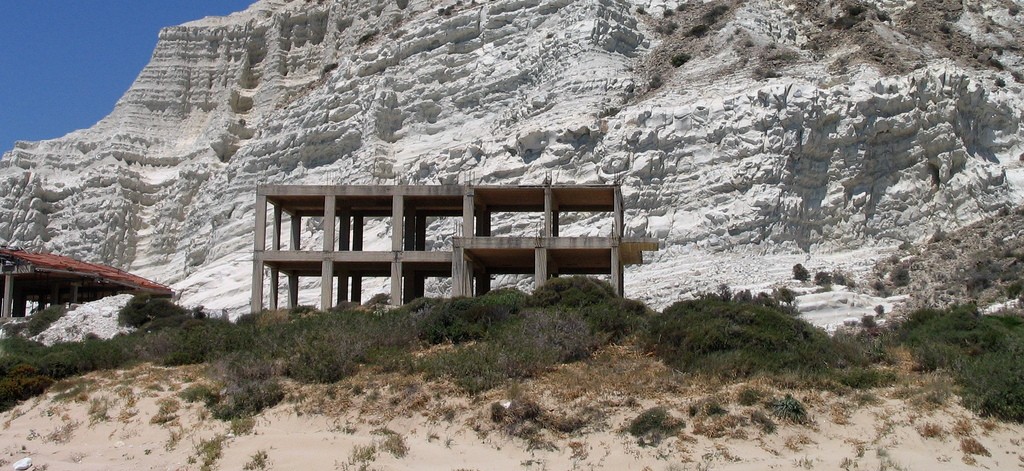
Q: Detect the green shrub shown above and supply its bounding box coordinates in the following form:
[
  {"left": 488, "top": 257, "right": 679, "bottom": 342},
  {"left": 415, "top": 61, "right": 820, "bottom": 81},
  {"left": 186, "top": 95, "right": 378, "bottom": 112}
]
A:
[
  {"left": 578, "top": 297, "right": 649, "bottom": 343},
  {"left": 0, "top": 364, "right": 54, "bottom": 410},
  {"left": 644, "top": 299, "right": 842, "bottom": 378},
  {"left": 768, "top": 394, "right": 807, "bottom": 424},
  {"left": 737, "top": 386, "right": 764, "bottom": 406},
  {"left": 417, "top": 289, "right": 524, "bottom": 344},
  {"left": 527, "top": 277, "right": 615, "bottom": 309},
  {"left": 119, "top": 294, "right": 188, "bottom": 329},
  {"left": 25, "top": 305, "right": 66, "bottom": 337},
  {"left": 833, "top": 367, "right": 897, "bottom": 389},
  {"left": 813, "top": 271, "right": 832, "bottom": 287},
  {"left": 208, "top": 353, "right": 284, "bottom": 420},
  {"left": 671, "top": 53, "right": 692, "bottom": 67},
  {"left": 792, "top": 264, "right": 809, "bottom": 282},
  {"left": 627, "top": 407, "right": 683, "bottom": 446}
]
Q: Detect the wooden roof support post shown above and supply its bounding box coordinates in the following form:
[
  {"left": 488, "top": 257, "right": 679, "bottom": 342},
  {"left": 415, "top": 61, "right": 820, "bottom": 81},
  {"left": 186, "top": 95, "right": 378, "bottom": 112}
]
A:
[
  {"left": 2, "top": 274, "right": 13, "bottom": 318},
  {"left": 251, "top": 194, "right": 268, "bottom": 314}
]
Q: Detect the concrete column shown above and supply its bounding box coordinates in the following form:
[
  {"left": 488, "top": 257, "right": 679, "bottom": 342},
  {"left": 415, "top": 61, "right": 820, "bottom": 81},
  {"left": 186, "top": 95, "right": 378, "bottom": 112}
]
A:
[
  {"left": 323, "top": 196, "right": 336, "bottom": 252},
  {"left": 474, "top": 272, "right": 490, "bottom": 296},
  {"left": 415, "top": 214, "right": 427, "bottom": 251},
  {"left": 392, "top": 194, "right": 404, "bottom": 252},
  {"left": 251, "top": 194, "right": 268, "bottom": 313},
  {"left": 535, "top": 247, "right": 548, "bottom": 290},
  {"left": 404, "top": 207, "right": 416, "bottom": 251},
  {"left": 403, "top": 266, "right": 416, "bottom": 304},
  {"left": 337, "top": 269, "right": 349, "bottom": 305},
  {"left": 390, "top": 260, "right": 403, "bottom": 306},
  {"left": 475, "top": 208, "right": 491, "bottom": 236},
  {"left": 352, "top": 215, "right": 364, "bottom": 251},
  {"left": 614, "top": 186, "right": 624, "bottom": 238},
  {"left": 339, "top": 210, "right": 351, "bottom": 251},
  {"left": 351, "top": 276, "right": 362, "bottom": 304},
  {"left": 321, "top": 260, "right": 334, "bottom": 311},
  {"left": 290, "top": 214, "right": 301, "bottom": 250},
  {"left": 611, "top": 246, "right": 623, "bottom": 297},
  {"left": 543, "top": 187, "right": 553, "bottom": 237},
  {"left": 452, "top": 247, "right": 467, "bottom": 297},
  {"left": 2, "top": 274, "right": 13, "bottom": 318},
  {"left": 288, "top": 273, "right": 299, "bottom": 309},
  {"left": 272, "top": 205, "right": 283, "bottom": 251},
  {"left": 413, "top": 272, "right": 426, "bottom": 300},
  {"left": 269, "top": 268, "right": 280, "bottom": 310},
  {"left": 552, "top": 211, "right": 560, "bottom": 237},
  {"left": 462, "top": 190, "right": 474, "bottom": 237}
]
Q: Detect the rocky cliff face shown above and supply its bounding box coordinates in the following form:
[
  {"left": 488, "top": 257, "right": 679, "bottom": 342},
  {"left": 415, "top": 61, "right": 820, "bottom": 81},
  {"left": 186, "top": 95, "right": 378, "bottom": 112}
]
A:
[{"left": 1, "top": 0, "right": 1022, "bottom": 312}]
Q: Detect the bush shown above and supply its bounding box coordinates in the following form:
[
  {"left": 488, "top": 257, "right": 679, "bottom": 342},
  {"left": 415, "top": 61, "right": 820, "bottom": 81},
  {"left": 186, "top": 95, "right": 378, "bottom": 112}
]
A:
[
  {"left": 627, "top": 407, "right": 683, "bottom": 446},
  {"left": 671, "top": 53, "right": 692, "bottom": 67},
  {"left": 119, "top": 294, "right": 188, "bottom": 329},
  {"left": 418, "top": 289, "right": 524, "bottom": 344},
  {"left": 0, "top": 364, "right": 54, "bottom": 410},
  {"left": 208, "top": 353, "right": 284, "bottom": 420},
  {"left": 889, "top": 266, "right": 910, "bottom": 287},
  {"left": 792, "top": 264, "right": 809, "bottom": 282},
  {"left": 813, "top": 271, "right": 832, "bottom": 287},
  {"left": 644, "top": 299, "right": 843, "bottom": 378},
  {"left": 25, "top": 305, "right": 66, "bottom": 337},
  {"left": 768, "top": 394, "right": 807, "bottom": 423},
  {"left": 578, "top": 297, "right": 649, "bottom": 343},
  {"left": 528, "top": 277, "right": 615, "bottom": 309}
]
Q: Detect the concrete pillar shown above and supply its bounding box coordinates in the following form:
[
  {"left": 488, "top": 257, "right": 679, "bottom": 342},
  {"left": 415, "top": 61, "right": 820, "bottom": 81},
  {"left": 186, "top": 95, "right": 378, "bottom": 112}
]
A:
[
  {"left": 392, "top": 195, "right": 405, "bottom": 252},
  {"left": 290, "top": 214, "right": 301, "bottom": 250},
  {"left": 415, "top": 214, "right": 427, "bottom": 251},
  {"left": 321, "top": 261, "right": 334, "bottom": 311},
  {"left": 323, "top": 196, "right": 336, "bottom": 252},
  {"left": 269, "top": 268, "right": 280, "bottom": 310},
  {"left": 403, "top": 266, "right": 416, "bottom": 304},
  {"left": 475, "top": 208, "right": 491, "bottom": 236},
  {"left": 462, "top": 190, "right": 474, "bottom": 237},
  {"left": 288, "top": 273, "right": 299, "bottom": 309},
  {"left": 543, "top": 187, "right": 553, "bottom": 237},
  {"left": 614, "top": 186, "right": 623, "bottom": 238},
  {"left": 452, "top": 247, "right": 467, "bottom": 297},
  {"left": 272, "top": 205, "right": 282, "bottom": 251},
  {"left": 351, "top": 276, "right": 362, "bottom": 304},
  {"left": 611, "top": 246, "right": 623, "bottom": 297},
  {"left": 2, "top": 274, "right": 13, "bottom": 318},
  {"left": 251, "top": 194, "right": 268, "bottom": 313},
  {"left": 413, "top": 272, "right": 426, "bottom": 300},
  {"left": 535, "top": 247, "right": 548, "bottom": 290},
  {"left": 390, "top": 260, "right": 403, "bottom": 306},
  {"left": 404, "top": 207, "right": 416, "bottom": 250},
  {"left": 337, "top": 269, "right": 349, "bottom": 305},
  {"left": 352, "top": 215, "right": 364, "bottom": 251},
  {"left": 552, "top": 211, "right": 560, "bottom": 237},
  {"left": 474, "top": 272, "right": 490, "bottom": 296},
  {"left": 339, "top": 210, "right": 351, "bottom": 251}
]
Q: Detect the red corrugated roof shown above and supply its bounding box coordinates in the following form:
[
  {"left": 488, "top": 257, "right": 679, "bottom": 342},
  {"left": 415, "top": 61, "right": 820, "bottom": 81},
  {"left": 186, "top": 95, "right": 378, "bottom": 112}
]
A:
[{"left": 0, "top": 249, "right": 172, "bottom": 295}]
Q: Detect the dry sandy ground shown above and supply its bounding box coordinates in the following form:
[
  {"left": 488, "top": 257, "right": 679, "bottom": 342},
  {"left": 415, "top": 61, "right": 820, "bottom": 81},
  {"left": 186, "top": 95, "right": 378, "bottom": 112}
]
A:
[{"left": 1, "top": 348, "right": 1022, "bottom": 471}]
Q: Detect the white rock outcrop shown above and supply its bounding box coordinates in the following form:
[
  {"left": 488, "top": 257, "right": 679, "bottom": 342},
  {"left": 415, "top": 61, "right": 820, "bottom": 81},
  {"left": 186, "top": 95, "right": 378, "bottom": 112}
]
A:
[{"left": 1, "top": 0, "right": 1022, "bottom": 314}]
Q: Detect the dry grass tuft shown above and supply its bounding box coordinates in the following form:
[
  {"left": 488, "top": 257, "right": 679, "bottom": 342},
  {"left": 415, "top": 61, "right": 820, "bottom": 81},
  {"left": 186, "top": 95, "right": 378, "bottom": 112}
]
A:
[
  {"left": 917, "top": 422, "right": 946, "bottom": 439},
  {"left": 960, "top": 437, "right": 990, "bottom": 457}
]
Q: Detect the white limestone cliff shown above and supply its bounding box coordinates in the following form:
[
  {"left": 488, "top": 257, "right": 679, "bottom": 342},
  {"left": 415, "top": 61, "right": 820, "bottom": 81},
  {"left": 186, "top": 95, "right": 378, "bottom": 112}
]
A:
[{"left": 1, "top": 0, "right": 1022, "bottom": 314}]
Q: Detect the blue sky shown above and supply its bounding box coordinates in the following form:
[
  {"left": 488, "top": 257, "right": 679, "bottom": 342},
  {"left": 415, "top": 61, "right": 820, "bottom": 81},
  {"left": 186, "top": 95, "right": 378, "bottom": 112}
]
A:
[{"left": 0, "top": 1, "right": 254, "bottom": 154}]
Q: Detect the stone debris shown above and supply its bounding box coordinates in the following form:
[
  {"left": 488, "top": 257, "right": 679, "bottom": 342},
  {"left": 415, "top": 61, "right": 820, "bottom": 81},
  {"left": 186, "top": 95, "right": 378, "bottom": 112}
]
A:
[{"left": 32, "top": 294, "right": 134, "bottom": 346}]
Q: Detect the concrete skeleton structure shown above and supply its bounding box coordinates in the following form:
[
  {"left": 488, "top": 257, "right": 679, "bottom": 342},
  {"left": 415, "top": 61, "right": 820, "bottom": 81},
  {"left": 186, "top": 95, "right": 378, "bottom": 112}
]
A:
[{"left": 250, "top": 184, "right": 658, "bottom": 312}]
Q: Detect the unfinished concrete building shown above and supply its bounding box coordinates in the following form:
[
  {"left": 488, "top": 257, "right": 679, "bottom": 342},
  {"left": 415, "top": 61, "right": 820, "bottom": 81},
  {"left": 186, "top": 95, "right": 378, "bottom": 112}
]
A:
[{"left": 250, "top": 184, "right": 658, "bottom": 312}]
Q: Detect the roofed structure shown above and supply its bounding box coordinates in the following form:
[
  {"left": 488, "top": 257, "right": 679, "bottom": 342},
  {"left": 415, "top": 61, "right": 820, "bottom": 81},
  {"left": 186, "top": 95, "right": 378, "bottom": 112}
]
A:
[{"left": 0, "top": 248, "right": 173, "bottom": 318}]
